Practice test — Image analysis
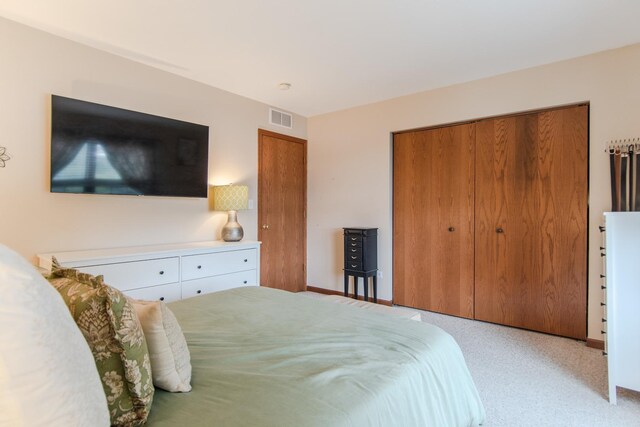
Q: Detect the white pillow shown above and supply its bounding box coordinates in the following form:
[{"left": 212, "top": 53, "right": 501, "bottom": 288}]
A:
[
  {"left": 0, "top": 244, "right": 109, "bottom": 427},
  {"left": 131, "top": 300, "right": 192, "bottom": 392}
]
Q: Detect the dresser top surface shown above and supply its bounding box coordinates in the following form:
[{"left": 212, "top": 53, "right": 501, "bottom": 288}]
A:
[{"left": 37, "top": 240, "right": 261, "bottom": 265}]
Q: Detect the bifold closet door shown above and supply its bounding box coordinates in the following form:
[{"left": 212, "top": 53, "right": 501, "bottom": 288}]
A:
[
  {"left": 393, "top": 124, "right": 475, "bottom": 318},
  {"left": 474, "top": 105, "right": 588, "bottom": 339}
]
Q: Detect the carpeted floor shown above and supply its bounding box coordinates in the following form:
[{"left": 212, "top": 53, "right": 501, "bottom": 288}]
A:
[
  {"left": 302, "top": 292, "right": 640, "bottom": 426},
  {"left": 416, "top": 308, "right": 640, "bottom": 427}
]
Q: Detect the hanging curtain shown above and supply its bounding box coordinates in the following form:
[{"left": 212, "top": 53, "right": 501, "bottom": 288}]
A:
[{"left": 608, "top": 139, "right": 640, "bottom": 212}]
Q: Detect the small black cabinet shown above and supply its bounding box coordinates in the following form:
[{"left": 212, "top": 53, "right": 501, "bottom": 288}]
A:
[{"left": 343, "top": 228, "right": 378, "bottom": 302}]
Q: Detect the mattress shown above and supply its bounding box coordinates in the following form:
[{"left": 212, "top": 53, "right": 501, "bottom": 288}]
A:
[{"left": 147, "top": 286, "right": 485, "bottom": 426}]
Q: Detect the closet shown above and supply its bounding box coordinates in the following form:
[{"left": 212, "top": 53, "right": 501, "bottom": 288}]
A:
[{"left": 393, "top": 104, "right": 588, "bottom": 340}]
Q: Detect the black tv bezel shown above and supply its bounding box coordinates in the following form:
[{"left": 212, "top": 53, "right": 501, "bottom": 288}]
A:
[{"left": 50, "top": 95, "right": 210, "bottom": 199}]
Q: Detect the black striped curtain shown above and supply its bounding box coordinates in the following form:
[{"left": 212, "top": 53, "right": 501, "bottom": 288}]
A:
[{"left": 609, "top": 142, "right": 640, "bottom": 212}]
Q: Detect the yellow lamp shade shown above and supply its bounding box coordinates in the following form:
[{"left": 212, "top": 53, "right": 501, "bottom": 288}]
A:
[{"left": 212, "top": 185, "right": 248, "bottom": 211}]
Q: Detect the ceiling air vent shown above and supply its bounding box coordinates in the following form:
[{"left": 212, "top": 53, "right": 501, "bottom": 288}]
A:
[{"left": 269, "top": 108, "right": 293, "bottom": 129}]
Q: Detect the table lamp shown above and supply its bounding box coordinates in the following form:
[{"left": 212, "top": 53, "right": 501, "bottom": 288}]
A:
[{"left": 212, "top": 184, "right": 249, "bottom": 242}]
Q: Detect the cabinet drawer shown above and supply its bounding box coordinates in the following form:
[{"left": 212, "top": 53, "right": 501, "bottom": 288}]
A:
[
  {"left": 125, "top": 283, "right": 181, "bottom": 303},
  {"left": 182, "top": 270, "right": 258, "bottom": 299},
  {"left": 345, "top": 246, "right": 362, "bottom": 256},
  {"left": 346, "top": 235, "right": 362, "bottom": 243},
  {"left": 345, "top": 261, "right": 363, "bottom": 271},
  {"left": 182, "top": 249, "right": 257, "bottom": 281},
  {"left": 78, "top": 257, "right": 179, "bottom": 292},
  {"left": 345, "top": 240, "right": 362, "bottom": 249},
  {"left": 345, "top": 253, "right": 362, "bottom": 262}
]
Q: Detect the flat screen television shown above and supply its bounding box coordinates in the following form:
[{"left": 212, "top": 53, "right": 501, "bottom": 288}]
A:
[{"left": 50, "top": 95, "right": 209, "bottom": 198}]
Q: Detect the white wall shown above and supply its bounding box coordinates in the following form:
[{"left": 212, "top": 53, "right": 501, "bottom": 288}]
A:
[
  {"left": 0, "top": 18, "right": 306, "bottom": 261},
  {"left": 307, "top": 43, "right": 640, "bottom": 341}
]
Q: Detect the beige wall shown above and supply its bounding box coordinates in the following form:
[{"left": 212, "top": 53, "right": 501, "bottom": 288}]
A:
[
  {"left": 0, "top": 18, "right": 306, "bottom": 261},
  {"left": 308, "top": 43, "right": 640, "bottom": 340}
]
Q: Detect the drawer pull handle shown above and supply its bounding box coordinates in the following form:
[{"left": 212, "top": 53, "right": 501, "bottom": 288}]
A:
[
  {"left": 601, "top": 285, "right": 606, "bottom": 290},
  {"left": 159, "top": 297, "right": 165, "bottom": 301},
  {"left": 159, "top": 270, "right": 165, "bottom": 275},
  {"left": 351, "top": 249, "right": 356, "bottom": 252},
  {"left": 351, "top": 264, "right": 357, "bottom": 268},
  {"left": 351, "top": 256, "right": 357, "bottom": 259},
  {"left": 600, "top": 274, "right": 605, "bottom": 278},
  {"left": 601, "top": 252, "right": 606, "bottom": 257},
  {"left": 197, "top": 265, "right": 202, "bottom": 269},
  {"left": 601, "top": 302, "right": 606, "bottom": 306},
  {"left": 448, "top": 227, "right": 455, "bottom": 232},
  {"left": 496, "top": 228, "right": 504, "bottom": 234},
  {"left": 599, "top": 226, "right": 605, "bottom": 232},
  {"left": 603, "top": 351, "right": 608, "bottom": 356},
  {"left": 351, "top": 243, "right": 356, "bottom": 247},
  {"left": 244, "top": 259, "right": 248, "bottom": 262},
  {"left": 243, "top": 280, "right": 248, "bottom": 284},
  {"left": 197, "top": 290, "right": 202, "bottom": 294},
  {"left": 601, "top": 330, "right": 606, "bottom": 334},
  {"left": 602, "top": 318, "right": 606, "bottom": 322},
  {"left": 351, "top": 237, "right": 357, "bottom": 241}
]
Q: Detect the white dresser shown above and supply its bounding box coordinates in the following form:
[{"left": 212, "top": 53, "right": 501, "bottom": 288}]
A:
[
  {"left": 601, "top": 213, "right": 640, "bottom": 404},
  {"left": 38, "top": 241, "right": 261, "bottom": 303}
]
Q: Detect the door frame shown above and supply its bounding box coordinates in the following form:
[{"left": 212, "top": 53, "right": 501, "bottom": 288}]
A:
[{"left": 257, "top": 128, "right": 308, "bottom": 288}]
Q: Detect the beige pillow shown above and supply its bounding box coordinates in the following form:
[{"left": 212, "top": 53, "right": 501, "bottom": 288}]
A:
[
  {"left": 0, "top": 244, "right": 109, "bottom": 427},
  {"left": 131, "top": 300, "right": 192, "bottom": 392}
]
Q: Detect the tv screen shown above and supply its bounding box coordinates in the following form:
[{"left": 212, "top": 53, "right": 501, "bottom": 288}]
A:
[{"left": 50, "top": 95, "right": 209, "bottom": 198}]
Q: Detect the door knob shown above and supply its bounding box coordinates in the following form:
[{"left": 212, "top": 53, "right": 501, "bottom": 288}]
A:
[
  {"left": 496, "top": 227, "right": 504, "bottom": 234},
  {"left": 448, "top": 227, "right": 455, "bottom": 232},
  {"left": 262, "top": 224, "right": 270, "bottom": 230}
]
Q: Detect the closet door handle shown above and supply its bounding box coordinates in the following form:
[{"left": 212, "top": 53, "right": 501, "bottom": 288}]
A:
[
  {"left": 496, "top": 228, "right": 504, "bottom": 234},
  {"left": 448, "top": 227, "right": 455, "bottom": 232}
]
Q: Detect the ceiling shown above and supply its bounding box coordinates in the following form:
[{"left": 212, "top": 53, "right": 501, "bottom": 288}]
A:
[{"left": 1, "top": 1, "right": 640, "bottom": 117}]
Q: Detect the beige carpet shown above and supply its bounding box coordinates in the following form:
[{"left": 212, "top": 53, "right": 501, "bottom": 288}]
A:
[
  {"left": 302, "top": 292, "right": 640, "bottom": 426},
  {"left": 416, "top": 308, "right": 640, "bottom": 427}
]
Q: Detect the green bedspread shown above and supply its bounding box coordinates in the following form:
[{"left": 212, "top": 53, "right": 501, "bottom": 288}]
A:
[{"left": 148, "top": 287, "right": 485, "bottom": 426}]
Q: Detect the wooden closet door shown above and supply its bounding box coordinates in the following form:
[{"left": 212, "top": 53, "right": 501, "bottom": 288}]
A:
[
  {"left": 474, "top": 105, "right": 588, "bottom": 339},
  {"left": 393, "top": 123, "right": 475, "bottom": 318}
]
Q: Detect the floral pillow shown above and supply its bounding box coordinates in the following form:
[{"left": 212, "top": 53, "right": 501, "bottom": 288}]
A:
[{"left": 47, "top": 259, "right": 154, "bottom": 426}]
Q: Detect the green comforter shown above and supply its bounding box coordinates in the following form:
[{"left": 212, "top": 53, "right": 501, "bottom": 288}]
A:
[{"left": 148, "top": 287, "right": 485, "bottom": 426}]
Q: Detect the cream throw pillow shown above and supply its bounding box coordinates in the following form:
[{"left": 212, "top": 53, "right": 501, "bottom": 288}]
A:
[
  {"left": 0, "top": 244, "right": 109, "bottom": 427},
  {"left": 131, "top": 300, "right": 192, "bottom": 392}
]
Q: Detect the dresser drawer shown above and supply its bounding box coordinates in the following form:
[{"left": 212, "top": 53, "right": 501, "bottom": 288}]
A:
[
  {"left": 345, "top": 240, "right": 362, "bottom": 249},
  {"left": 345, "top": 246, "right": 362, "bottom": 256},
  {"left": 125, "top": 283, "right": 182, "bottom": 303},
  {"left": 345, "top": 253, "right": 362, "bottom": 263},
  {"left": 78, "top": 257, "right": 180, "bottom": 292},
  {"left": 181, "top": 249, "right": 257, "bottom": 281},
  {"left": 345, "top": 260, "right": 363, "bottom": 271},
  {"left": 182, "top": 270, "right": 257, "bottom": 298}
]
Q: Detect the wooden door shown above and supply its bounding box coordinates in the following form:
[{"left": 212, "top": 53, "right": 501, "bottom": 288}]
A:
[
  {"left": 393, "top": 123, "right": 475, "bottom": 318},
  {"left": 258, "top": 129, "right": 307, "bottom": 292},
  {"left": 474, "top": 105, "right": 588, "bottom": 339}
]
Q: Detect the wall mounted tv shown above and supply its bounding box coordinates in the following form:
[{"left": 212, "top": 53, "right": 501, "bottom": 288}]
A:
[{"left": 50, "top": 95, "right": 209, "bottom": 198}]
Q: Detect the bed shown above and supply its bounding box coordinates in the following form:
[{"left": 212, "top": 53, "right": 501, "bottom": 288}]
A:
[{"left": 147, "top": 286, "right": 486, "bottom": 426}]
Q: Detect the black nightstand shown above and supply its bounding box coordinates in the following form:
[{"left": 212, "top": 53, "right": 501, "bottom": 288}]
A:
[{"left": 343, "top": 228, "right": 378, "bottom": 302}]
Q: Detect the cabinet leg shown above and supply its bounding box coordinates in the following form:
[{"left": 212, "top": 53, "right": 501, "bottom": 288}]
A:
[
  {"left": 373, "top": 275, "right": 377, "bottom": 303},
  {"left": 353, "top": 277, "right": 358, "bottom": 300},
  {"left": 344, "top": 274, "right": 349, "bottom": 297},
  {"left": 364, "top": 276, "right": 368, "bottom": 301}
]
